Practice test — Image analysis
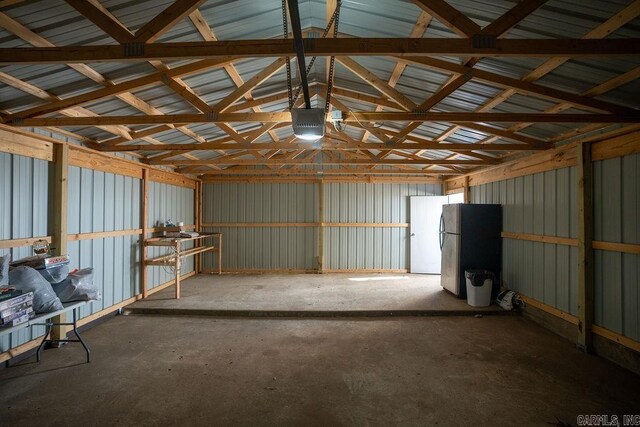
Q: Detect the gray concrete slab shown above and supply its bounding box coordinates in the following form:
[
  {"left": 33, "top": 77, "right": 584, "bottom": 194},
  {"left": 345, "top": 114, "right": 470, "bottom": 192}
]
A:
[
  {"left": 130, "top": 273, "right": 503, "bottom": 315},
  {"left": 1, "top": 315, "right": 638, "bottom": 426}
]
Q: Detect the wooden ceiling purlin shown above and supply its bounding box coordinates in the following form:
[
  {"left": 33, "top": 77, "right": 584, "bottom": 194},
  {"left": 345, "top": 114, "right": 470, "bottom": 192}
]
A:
[
  {"left": 332, "top": 93, "right": 551, "bottom": 149},
  {"left": 1, "top": 38, "right": 638, "bottom": 64},
  {"left": 151, "top": 158, "right": 496, "bottom": 167},
  {"left": 12, "top": 112, "right": 637, "bottom": 127},
  {"left": 194, "top": 167, "right": 451, "bottom": 177},
  {"left": 110, "top": 123, "right": 291, "bottom": 156}
]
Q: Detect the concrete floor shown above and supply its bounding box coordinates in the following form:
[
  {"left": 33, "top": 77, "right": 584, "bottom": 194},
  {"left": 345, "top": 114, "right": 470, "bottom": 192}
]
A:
[
  {"left": 129, "top": 273, "right": 503, "bottom": 315},
  {"left": 1, "top": 315, "right": 639, "bottom": 426}
]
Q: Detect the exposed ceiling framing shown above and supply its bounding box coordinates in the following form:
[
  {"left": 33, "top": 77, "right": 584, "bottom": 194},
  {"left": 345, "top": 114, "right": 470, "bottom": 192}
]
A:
[{"left": 0, "top": 0, "right": 639, "bottom": 179}]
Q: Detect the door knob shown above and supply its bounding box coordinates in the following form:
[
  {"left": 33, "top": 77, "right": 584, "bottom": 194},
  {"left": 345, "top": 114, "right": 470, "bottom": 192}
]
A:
[{"left": 411, "top": 233, "right": 415, "bottom": 236}]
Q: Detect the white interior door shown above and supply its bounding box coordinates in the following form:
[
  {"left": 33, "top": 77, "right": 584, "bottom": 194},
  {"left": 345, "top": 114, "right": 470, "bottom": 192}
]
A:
[
  {"left": 448, "top": 192, "right": 464, "bottom": 204},
  {"left": 410, "top": 196, "right": 449, "bottom": 273}
]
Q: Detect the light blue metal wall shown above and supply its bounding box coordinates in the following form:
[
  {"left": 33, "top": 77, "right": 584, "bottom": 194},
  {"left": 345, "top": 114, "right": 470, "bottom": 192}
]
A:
[
  {"left": 202, "top": 183, "right": 318, "bottom": 271},
  {"left": 147, "top": 181, "right": 195, "bottom": 287},
  {"left": 0, "top": 153, "right": 49, "bottom": 352},
  {"left": 471, "top": 167, "right": 579, "bottom": 315},
  {"left": 593, "top": 153, "right": 639, "bottom": 341},
  {"left": 1, "top": 157, "right": 194, "bottom": 353},
  {"left": 67, "top": 166, "right": 141, "bottom": 320},
  {"left": 323, "top": 183, "right": 442, "bottom": 270},
  {"left": 202, "top": 182, "right": 442, "bottom": 271}
]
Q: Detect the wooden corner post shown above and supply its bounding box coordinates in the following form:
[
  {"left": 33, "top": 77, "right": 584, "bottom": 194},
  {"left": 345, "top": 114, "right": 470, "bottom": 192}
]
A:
[
  {"left": 463, "top": 176, "right": 470, "bottom": 203},
  {"left": 317, "top": 180, "right": 324, "bottom": 273},
  {"left": 50, "top": 143, "right": 69, "bottom": 343},
  {"left": 195, "top": 181, "right": 202, "bottom": 274},
  {"left": 141, "top": 168, "right": 148, "bottom": 299},
  {"left": 577, "top": 142, "right": 594, "bottom": 352}
]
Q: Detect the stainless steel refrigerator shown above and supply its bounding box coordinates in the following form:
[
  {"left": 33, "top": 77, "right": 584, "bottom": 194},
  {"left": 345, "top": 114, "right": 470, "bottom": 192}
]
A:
[{"left": 439, "top": 204, "right": 502, "bottom": 299}]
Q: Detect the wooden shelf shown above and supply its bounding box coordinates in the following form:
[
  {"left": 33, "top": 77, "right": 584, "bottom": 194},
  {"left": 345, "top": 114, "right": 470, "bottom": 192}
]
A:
[
  {"left": 145, "top": 232, "right": 221, "bottom": 246},
  {"left": 145, "top": 246, "right": 217, "bottom": 265},
  {"left": 142, "top": 231, "right": 222, "bottom": 299}
]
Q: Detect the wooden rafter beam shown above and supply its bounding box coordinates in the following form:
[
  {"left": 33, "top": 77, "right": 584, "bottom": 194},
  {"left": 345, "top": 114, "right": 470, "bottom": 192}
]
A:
[
  {"left": 10, "top": 112, "right": 636, "bottom": 127},
  {"left": 399, "top": 56, "right": 635, "bottom": 115},
  {"left": 329, "top": 85, "right": 403, "bottom": 110},
  {"left": 524, "top": 0, "right": 640, "bottom": 83},
  {"left": 450, "top": 0, "right": 640, "bottom": 147},
  {"left": 101, "top": 140, "right": 541, "bottom": 153},
  {"left": 103, "top": 122, "right": 290, "bottom": 152},
  {"left": 188, "top": 9, "right": 280, "bottom": 145},
  {"left": 195, "top": 168, "right": 450, "bottom": 176},
  {"left": 133, "top": 0, "right": 206, "bottom": 43},
  {"left": 0, "top": 38, "right": 638, "bottom": 64},
  {"left": 0, "top": 10, "right": 199, "bottom": 146},
  {"left": 408, "top": 0, "right": 549, "bottom": 150},
  {"left": 212, "top": 58, "right": 287, "bottom": 113},
  {"left": 224, "top": 89, "right": 295, "bottom": 113},
  {"left": 0, "top": 0, "right": 26, "bottom": 6},
  {"left": 385, "top": 72, "right": 473, "bottom": 145},
  {"left": 150, "top": 158, "right": 495, "bottom": 166},
  {"left": 65, "top": 0, "right": 134, "bottom": 43},
  {"left": 336, "top": 57, "right": 416, "bottom": 111},
  {"left": 411, "top": 0, "right": 480, "bottom": 37},
  {"left": 360, "top": 11, "right": 432, "bottom": 144},
  {"left": 61, "top": 2, "right": 217, "bottom": 156},
  {"left": 9, "top": 57, "right": 238, "bottom": 120},
  {"left": 480, "top": 0, "right": 549, "bottom": 36}
]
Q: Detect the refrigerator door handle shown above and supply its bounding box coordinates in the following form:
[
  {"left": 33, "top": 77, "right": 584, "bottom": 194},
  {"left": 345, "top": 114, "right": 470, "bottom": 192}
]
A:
[{"left": 439, "top": 213, "right": 445, "bottom": 250}]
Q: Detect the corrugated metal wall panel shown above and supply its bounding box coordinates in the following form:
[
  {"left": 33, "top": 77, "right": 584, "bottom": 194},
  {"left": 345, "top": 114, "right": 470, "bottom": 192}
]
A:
[
  {"left": 2, "top": 154, "right": 194, "bottom": 354},
  {"left": 0, "top": 153, "right": 49, "bottom": 352},
  {"left": 204, "top": 227, "right": 317, "bottom": 271},
  {"left": 67, "top": 166, "right": 141, "bottom": 319},
  {"left": 471, "top": 167, "right": 578, "bottom": 315},
  {"left": 146, "top": 182, "right": 195, "bottom": 288},
  {"left": 202, "top": 182, "right": 442, "bottom": 271},
  {"left": 593, "top": 153, "right": 639, "bottom": 341},
  {"left": 323, "top": 183, "right": 441, "bottom": 270},
  {"left": 202, "top": 183, "right": 318, "bottom": 271}
]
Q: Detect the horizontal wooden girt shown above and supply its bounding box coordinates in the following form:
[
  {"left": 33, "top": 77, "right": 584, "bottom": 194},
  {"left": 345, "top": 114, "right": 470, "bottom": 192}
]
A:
[
  {"left": 0, "top": 38, "right": 638, "bottom": 64},
  {"left": 196, "top": 168, "right": 452, "bottom": 177},
  {"left": 6, "top": 112, "right": 639, "bottom": 126},
  {"left": 150, "top": 158, "right": 496, "bottom": 166},
  {"left": 100, "top": 141, "right": 544, "bottom": 152}
]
